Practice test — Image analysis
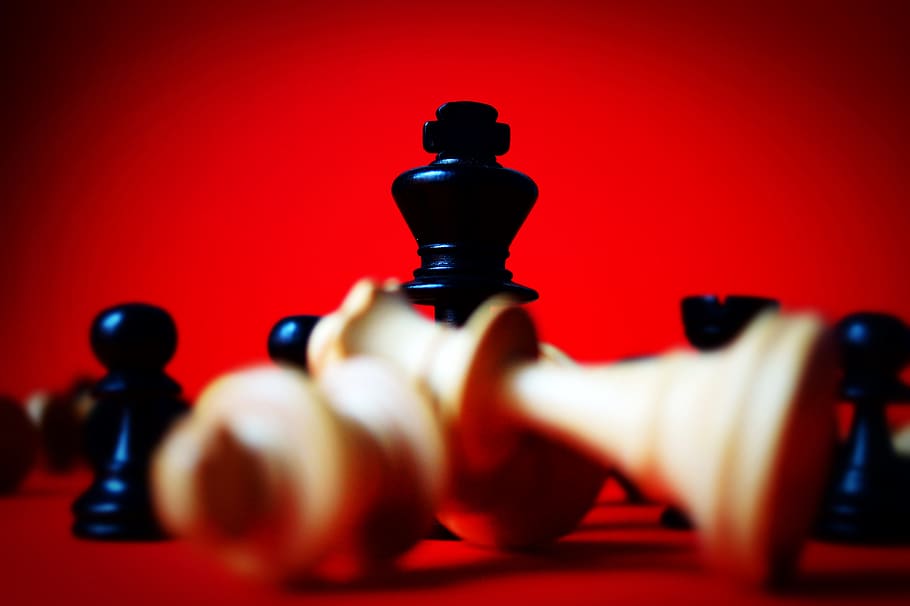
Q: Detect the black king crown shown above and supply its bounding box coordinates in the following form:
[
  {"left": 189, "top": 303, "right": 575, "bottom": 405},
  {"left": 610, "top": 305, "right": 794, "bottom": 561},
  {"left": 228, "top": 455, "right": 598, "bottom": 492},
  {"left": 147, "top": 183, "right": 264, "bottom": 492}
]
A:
[{"left": 392, "top": 101, "right": 539, "bottom": 326}]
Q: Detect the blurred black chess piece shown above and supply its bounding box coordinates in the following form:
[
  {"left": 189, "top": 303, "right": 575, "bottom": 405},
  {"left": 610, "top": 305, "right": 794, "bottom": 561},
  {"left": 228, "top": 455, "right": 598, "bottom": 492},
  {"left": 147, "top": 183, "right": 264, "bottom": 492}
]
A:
[
  {"left": 72, "top": 303, "right": 188, "bottom": 540},
  {"left": 267, "top": 315, "right": 321, "bottom": 371},
  {"left": 660, "top": 295, "right": 780, "bottom": 529},
  {"left": 392, "top": 101, "right": 538, "bottom": 326},
  {"left": 815, "top": 312, "right": 910, "bottom": 542}
]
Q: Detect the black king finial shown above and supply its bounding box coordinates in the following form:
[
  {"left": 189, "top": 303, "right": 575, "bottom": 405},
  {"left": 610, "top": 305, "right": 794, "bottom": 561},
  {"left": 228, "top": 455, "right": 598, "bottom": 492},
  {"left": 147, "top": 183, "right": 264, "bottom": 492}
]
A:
[{"left": 392, "top": 101, "right": 539, "bottom": 326}]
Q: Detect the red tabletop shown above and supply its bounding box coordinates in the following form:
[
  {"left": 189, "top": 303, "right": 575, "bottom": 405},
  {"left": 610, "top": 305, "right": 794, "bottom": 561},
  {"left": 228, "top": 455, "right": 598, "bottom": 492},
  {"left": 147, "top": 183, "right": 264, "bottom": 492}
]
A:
[{"left": 5, "top": 470, "right": 910, "bottom": 606}]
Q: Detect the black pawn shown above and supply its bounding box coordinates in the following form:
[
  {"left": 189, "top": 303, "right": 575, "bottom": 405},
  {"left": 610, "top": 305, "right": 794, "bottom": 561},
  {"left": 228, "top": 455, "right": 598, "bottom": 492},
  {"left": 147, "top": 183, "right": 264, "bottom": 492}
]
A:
[
  {"left": 267, "top": 315, "right": 321, "bottom": 371},
  {"left": 660, "top": 295, "right": 780, "bottom": 529},
  {"left": 72, "top": 303, "right": 188, "bottom": 540},
  {"left": 392, "top": 101, "right": 539, "bottom": 326},
  {"left": 815, "top": 312, "right": 910, "bottom": 542}
]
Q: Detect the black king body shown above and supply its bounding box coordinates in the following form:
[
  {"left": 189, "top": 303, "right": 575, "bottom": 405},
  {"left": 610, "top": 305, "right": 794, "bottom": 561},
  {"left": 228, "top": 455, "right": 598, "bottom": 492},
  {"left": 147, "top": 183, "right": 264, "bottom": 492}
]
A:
[{"left": 392, "top": 101, "right": 538, "bottom": 325}]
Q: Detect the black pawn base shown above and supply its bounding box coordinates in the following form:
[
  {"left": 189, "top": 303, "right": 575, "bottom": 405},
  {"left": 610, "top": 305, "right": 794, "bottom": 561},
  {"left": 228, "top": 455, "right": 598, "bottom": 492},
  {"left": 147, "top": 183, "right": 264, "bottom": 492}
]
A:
[
  {"left": 814, "top": 408, "right": 910, "bottom": 543},
  {"left": 72, "top": 479, "right": 165, "bottom": 541}
]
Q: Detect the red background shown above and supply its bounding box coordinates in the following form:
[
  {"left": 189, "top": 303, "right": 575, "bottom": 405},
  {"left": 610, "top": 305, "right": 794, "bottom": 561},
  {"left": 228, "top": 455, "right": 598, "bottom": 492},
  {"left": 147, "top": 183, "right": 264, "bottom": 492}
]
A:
[
  {"left": 4, "top": 3, "right": 910, "bottom": 604},
  {"left": 3, "top": 2, "right": 910, "bottom": 400}
]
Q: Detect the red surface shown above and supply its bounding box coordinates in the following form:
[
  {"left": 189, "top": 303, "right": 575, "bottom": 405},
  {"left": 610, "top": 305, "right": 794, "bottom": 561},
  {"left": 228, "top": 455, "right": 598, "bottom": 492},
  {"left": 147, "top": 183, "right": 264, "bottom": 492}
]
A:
[{"left": 4, "top": 471, "right": 910, "bottom": 605}]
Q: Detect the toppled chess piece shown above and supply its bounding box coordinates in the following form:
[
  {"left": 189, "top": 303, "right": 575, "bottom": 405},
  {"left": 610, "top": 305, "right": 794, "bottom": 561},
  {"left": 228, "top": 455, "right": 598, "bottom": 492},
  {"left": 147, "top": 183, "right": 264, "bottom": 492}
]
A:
[
  {"left": 309, "top": 279, "right": 837, "bottom": 585},
  {"left": 661, "top": 295, "right": 780, "bottom": 529},
  {"left": 153, "top": 359, "right": 445, "bottom": 582},
  {"left": 72, "top": 303, "right": 188, "bottom": 540},
  {"left": 815, "top": 312, "right": 910, "bottom": 542}
]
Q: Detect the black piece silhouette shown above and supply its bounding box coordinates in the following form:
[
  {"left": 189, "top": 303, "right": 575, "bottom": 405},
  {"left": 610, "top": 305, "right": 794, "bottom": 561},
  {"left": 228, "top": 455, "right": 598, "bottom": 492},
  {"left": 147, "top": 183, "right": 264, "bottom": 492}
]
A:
[
  {"left": 72, "top": 303, "right": 188, "bottom": 540},
  {"left": 815, "top": 312, "right": 910, "bottom": 542},
  {"left": 392, "top": 101, "right": 538, "bottom": 326}
]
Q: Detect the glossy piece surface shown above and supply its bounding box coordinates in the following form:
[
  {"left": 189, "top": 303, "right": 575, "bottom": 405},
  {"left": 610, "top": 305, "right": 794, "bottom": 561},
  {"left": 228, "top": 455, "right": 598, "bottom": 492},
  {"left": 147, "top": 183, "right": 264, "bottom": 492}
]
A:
[
  {"left": 267, "top": 314, "right": 321, "bottom": 371},
  {"left": 72, "top": 303, "right": 188, "bottom": 540},
  {"left": 816, "top": 312, "right": 910, "bottom": 542},
  {"left": 393, "top": 101, "right": 538, "bottom": 325}
]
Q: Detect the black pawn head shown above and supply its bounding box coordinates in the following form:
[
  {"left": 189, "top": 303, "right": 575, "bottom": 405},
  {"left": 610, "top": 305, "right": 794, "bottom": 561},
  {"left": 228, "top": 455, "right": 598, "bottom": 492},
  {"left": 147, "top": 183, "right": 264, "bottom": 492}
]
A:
[
  {"left": 268, "top": 315, "right": 320, "bottom": 371},
  {"left": 681, "top": 295, "right": 780, "bottom": 351},
  {"left": 836, "top": 312, "right": 910, "bottom": 401},
  {"left": 91, "top": 303, "right": 177, "bottom": 371},
  {"left": 423, "top": 101, "right": 510, "bottom": 163}
]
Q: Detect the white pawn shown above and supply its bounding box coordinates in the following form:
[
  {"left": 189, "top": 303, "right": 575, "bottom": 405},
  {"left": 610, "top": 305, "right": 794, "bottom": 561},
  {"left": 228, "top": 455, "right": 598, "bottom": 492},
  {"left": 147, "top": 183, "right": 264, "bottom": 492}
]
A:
[
  {"left": 152, "top": 358, "right": 445, "bottom": 583},
  {"left": 308, "top": 279, "right": 838, "bottom": 585}
]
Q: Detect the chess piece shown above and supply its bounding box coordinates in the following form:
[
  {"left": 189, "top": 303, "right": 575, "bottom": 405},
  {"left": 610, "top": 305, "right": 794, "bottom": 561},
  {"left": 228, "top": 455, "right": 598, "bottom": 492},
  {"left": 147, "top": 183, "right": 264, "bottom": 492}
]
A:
[
  {"left": 815, "top": 312, "right": 910, "bottom": 542},
  {"left": 26, "top": 378, "right": 97, "bottom": 473},
  {"left": 661, "top": 295, "right": 780, "bottom": 529},
  {"left": 682, "top": 296, "right": 781, "bottom": 350},
  {"left": 0, "top": 395, "right": 39, "bottom": 494},
  {"left": 72, "top": 303, "right": 188, "bottom": 540},
  {"left": 392, "top": 101, "right": 538, "bottom": 326},
  {"left": 393, "top": 101, "right": 543, "bottom": 540},
  {"left": 153, "top": 359, "right": 444, "bottom": 582},
  {"left": 268, "top": 314, "right": 321, "bottom": 370},
  {"left": 309, "top": 280, "right": 837, "bottom": 585}
]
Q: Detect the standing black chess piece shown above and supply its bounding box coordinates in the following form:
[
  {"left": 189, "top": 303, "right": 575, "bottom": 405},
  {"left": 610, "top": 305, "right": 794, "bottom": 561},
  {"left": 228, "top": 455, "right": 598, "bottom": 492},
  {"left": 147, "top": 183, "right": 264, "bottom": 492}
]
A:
[
  {"left": 266, "top": 102, "right": 538, "bottom": 361},
  {"left": 393, "top": 101, "right": 540, "bottom": 540},
  {"left": 660, "top": 294, "right": 780, "bottom": 529},
  {"left": 268, "top": 314, "right": 321, "bottom": 371},
  {"left": 392, "top": 101, "right": 538, "bottom": 326},
  {"left": 72, "top": 303, "right": 188, "bottom": 540},
  {"left": 815, "top": 312, "right": 910, "bottom": 542}
]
